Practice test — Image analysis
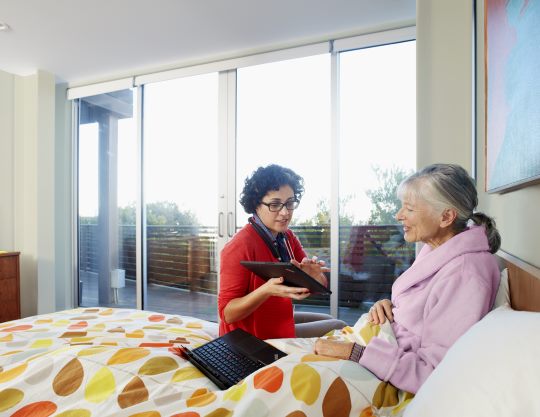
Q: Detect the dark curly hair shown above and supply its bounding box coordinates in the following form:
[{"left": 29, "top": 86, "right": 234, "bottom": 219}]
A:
[{"left": 239, "top": 164, "right": 304, "bottom": 214}]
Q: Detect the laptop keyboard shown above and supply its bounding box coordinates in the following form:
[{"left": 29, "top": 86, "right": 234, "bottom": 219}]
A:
[{"left": 193, "top": 338, "right": 264, "bottom": 384}]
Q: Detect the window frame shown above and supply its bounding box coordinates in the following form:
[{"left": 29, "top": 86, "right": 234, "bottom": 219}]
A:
[{"left": 69, "top": 27, "right": 417, "bottom": 316}]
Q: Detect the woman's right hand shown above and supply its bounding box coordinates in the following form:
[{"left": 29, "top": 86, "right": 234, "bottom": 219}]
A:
[
  {"left": 262, "top": 277, "right": 310, "bottom": 300},
  {"left": 368, "top": 299, "right": 394, "bottom": 324}
]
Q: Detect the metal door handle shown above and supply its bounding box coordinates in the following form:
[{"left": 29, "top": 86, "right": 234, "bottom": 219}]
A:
[
  {"left": 227, "top": 212, "right": 235, "bottom": 237},
  {"left": 218, "top": 212, "right": 224, "bottom": 237}
]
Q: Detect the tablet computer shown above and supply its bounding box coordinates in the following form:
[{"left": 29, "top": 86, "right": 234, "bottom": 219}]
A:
[{"left": 240, "top": 261, "right": 331, "bottom": 295}]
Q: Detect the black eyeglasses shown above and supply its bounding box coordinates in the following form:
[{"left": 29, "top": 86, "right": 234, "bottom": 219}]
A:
[{"left": 260, "top": 199, "right": 300, "bottom": 212}]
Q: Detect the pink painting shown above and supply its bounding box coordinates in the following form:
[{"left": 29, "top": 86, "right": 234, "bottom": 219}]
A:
[{"left": 484, "top": 0, "right": 540, "bottom": 192}]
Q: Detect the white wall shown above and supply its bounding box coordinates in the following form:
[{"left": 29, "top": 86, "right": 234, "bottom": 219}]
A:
[
  {"left": 17, "top": 71, "right": 56, "bottom": 316},
  {"left": 416, "top": 0, "right": 474, "bottom": 170},
  {"left": 1, "top": 70, "right": 62, "bottom": 317},
  {"left": 0, "top": 71, "right": 15, "bottom": 250},
  {"left": 416, "top": 0, "right": 540, "bottom": 268},
  {"left": 13, "top": 73, "right": 39, "bottom": 316}
]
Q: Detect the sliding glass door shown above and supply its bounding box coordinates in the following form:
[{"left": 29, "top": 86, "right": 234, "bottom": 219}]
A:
[
  {"left": 75, "top": 31, "right": 416, "bottom": 324},
  {"left": 77, "top": 89, "right": 138, "bottom": 308},
  {"left": 143, "top": 74, "right": 219, "bottom": 321},
  {"left": 337, "top": 40, "right": 417, "bottom": 322},
  {"left": 237, "top": 54, "right": 332, "bottom": 316}
]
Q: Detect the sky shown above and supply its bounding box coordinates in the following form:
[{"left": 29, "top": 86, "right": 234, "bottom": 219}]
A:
[{"left": 78, "top": 41, "right": 416, "bottom": 227}]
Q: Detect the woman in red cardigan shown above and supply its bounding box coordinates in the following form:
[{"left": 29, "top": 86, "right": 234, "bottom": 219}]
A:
[{"left": 218, "top": 164, "right": 346, "bottom": 339}]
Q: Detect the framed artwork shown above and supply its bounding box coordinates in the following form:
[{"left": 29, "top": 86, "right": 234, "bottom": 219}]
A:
[{"left": 484, "top": 0, "right": 540, "bottom": 193}]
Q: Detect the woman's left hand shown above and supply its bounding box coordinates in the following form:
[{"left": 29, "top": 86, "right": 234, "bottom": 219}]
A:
[
  {"left": 314, "top": 338, "right": 354, "bottom": 360},
  {"left": 292, "top": 258, "right": 329, "bottom": 287},
  {"left": 368, "top": 299, "right": 394, "bottom": 324}
]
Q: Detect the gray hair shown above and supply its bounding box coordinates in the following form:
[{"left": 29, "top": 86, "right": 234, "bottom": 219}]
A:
[{"left": 397, "top": 163, "right": 501, "bottom": 253}]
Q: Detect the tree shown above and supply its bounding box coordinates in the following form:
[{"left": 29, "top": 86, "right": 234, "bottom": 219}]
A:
[
  {"left": 291, "top": 197, "right": 355, "bottom": 227},
  {"left": 117, "top": 201, "right": 199, "bottom": 226},
  {"left": 147, "top": 201, "right": 199, "bottom": 226},
  {"left": 290, "top": 198, "right": 354, "bottom": 249},
  {"left": 366, "top": 166, "right": 413, "bottom": 225}
]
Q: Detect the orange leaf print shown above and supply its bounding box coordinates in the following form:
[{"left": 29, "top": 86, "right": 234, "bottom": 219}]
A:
[
  {"left": 139, "top": 343, "right": 173, "bottom": 348},
  {"left": 186, "top": 391, "right": 216, "bottom": 407},
  {"left": 127, "top": 412, "right": 160, "bottom": 417},
  {"left": 11, "top": 401, "right": 57, "bottom": 417},
  {"left": 148, "top": 314, "right": 165, "bottom": 322},
  {"left": 286, "top": 412, "right": 307, "bottom": 417},
  {"left": 359, "top": 406, "right": 374, "bottom": 417},
  {"left": 68, "top": 321, "right": 88, "bottom": 330},
  {"left": 1, "top": 325, "right": 32, "bottom": 332},
  {"left": 253, "top": 366, "right": 284, "bottom": 393}
]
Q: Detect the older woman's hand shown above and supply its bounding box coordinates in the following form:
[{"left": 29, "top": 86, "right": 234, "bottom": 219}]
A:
[
  {"left": 368, "top": 299, "right": 394, "bottom": 324},
  {"left": 314, "top": 338, "right": 354, "bottom": 360}
]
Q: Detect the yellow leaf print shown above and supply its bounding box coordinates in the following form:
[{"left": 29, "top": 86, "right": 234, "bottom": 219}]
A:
[
  {"left": 360, "top": 322, "right": 380, "bottom": 345},
  {"left": 290, "top": 363, "right": 321, "bottom": 405},
  {"left": 85, "top": 367, "right": 116, "bottom": 403}
]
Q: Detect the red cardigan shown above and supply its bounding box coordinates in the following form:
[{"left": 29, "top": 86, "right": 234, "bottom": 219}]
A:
[{"left": 218, "top": 224, "right": 307, "bottom": 339}]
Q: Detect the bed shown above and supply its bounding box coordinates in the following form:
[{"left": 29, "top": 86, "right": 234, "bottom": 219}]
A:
[{"left": 1, "top": 251, "right": 539, "bottom": 417}]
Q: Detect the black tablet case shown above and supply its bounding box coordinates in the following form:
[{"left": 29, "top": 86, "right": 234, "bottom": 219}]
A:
[{"left": 240, "top": 261, "right": 331, "bottom": 295}]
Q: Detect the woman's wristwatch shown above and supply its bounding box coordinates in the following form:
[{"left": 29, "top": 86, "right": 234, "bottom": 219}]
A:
[{"left": 348, "top": 343, "right": 365, "bottom": 362}]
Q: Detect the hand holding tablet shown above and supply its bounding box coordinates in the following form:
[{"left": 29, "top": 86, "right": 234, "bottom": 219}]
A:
[{"left": 240, "top": 261, "right": 331, "bottom": 295}]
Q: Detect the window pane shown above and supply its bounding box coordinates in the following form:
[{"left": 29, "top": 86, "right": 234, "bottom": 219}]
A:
[
  {"left": 338, "top": 41, "right": 417, "bottom": 323},
  {"left": 143, "top": 74, "right": 219, "bottom": 321},
  {"left": 78, "top": 89, "right": 137, "bottom": 308},
  {"left": 236, "top": 54, "right": 331, "bottom": 315}
]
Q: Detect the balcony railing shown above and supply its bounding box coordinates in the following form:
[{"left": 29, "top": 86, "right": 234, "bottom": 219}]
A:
[{"left": 79, "top": 224, "right": 415, "bottom": 307}]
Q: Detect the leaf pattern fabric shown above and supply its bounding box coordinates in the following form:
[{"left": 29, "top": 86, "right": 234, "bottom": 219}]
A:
[{"left": 0, "top": 308, "right": 412, "bottom": 416}]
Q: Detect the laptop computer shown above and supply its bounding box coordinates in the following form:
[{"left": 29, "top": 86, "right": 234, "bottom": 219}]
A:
[{"left": 175, "top": 328, "right": 287, "bottom": 390}]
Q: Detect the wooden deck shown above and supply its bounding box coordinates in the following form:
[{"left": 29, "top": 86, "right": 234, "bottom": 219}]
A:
[
  {"left": 79, "top": 271, "right": 368, "bottom": 325},
  {"left": 78, "top": 224, "right": 413, "bottom": 326}
]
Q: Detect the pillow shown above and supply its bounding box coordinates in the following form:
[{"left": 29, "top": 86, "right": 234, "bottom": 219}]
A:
[
  {"left": 493, "top": 268, "right": 510, "bottom": 309},
  {"left": 404, "top": 305, "right": 540, "bottom": 417}
]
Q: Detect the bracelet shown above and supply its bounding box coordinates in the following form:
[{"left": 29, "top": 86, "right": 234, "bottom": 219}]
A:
[{"left": 348, "top": 343, "right": 365, "bottom": 362}]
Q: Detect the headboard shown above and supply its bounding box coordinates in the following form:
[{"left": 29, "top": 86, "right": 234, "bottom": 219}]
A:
[{"left": 497, "top": 250, "right": 540, "bottom": 312}]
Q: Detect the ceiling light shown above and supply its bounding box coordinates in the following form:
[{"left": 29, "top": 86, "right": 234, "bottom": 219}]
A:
[{"left": 0, "top": 22, "right": 11, "bottom": 32}]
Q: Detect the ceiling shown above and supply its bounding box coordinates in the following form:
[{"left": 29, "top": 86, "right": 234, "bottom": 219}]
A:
[{"left": 0, "top": 0, "right": 415, "bottom": 86}]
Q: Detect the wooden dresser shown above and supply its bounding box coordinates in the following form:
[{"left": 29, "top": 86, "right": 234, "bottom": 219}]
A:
[{"left": 0, "top": 252, "right": 21, "bottom": 322}]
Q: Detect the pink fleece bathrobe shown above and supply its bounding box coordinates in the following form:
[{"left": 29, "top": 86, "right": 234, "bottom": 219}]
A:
[{"left": 358, "top": 225, "right": 500, "bottom": 393}]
